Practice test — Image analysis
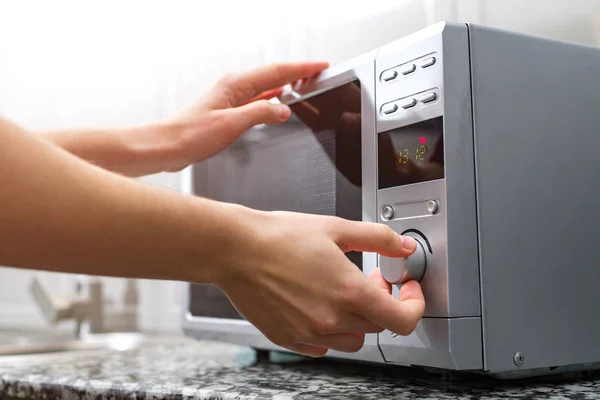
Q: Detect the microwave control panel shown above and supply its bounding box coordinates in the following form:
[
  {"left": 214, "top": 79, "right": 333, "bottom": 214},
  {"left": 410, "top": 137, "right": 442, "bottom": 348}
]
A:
[{"left": 374, "top": 29, "right": 448, "bottom": 319}]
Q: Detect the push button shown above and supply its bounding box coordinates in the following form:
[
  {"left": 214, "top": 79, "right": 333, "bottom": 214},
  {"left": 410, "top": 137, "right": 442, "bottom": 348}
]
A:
[
  {"left": 400, "top": 63, "right": 416, "bottom": 75},
  {"left": 427, "top": 199, "right": 439, "bottom": 214},
  {"left": 421, "top": 56, "right": 436, "bottom": 68},
  {"left": 419, "top": 92, "right": 437, "bottom": 104},
  {"left": 381, "top": 103, "right": 398, "bottom": 115},
  {"left": 381, "top": 205, "right": 395, "bottom": 220},
  {"left": 381, "top": 69, "right": 398, "bottom": 82},
  {"left": 399, "top": 98, "right": 417, "bottom": 109}
]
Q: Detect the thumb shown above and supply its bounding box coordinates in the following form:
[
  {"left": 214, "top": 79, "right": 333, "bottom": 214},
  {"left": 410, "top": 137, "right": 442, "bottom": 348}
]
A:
[
  {"left": 333, "top": 220, "right": 417, "bottom": 258},
  {"left": 358, "top": 278, "right": 425, "bottom": 337},
  {"left": 368, "top": 267, "right": 392, "bottom": 293},
  {"left": 226, "top": 100, "right": 291, "bottom": 132}
]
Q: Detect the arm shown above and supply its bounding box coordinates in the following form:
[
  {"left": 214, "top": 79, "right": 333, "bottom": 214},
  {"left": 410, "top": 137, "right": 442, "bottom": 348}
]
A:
[
  {"left": 0, "top": 114, "right": 238, "bottom": 283},
  {"left": 38, "top": 122, "right": 181, "bottom": 177},
  {"left": 38, "top": 63, "right": 327, "bottom": 177}
]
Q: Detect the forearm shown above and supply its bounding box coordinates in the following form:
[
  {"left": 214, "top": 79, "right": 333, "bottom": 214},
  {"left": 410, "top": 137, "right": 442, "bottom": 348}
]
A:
[
  {"left": 39, "top": 122, "right": 182, "bottom": 177},
  {"left": 0, "top": 116, "right": 249, "bottom": 283}
]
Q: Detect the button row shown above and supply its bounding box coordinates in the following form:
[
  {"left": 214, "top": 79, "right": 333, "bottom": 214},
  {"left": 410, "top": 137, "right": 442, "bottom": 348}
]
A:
[
  {"left": 380, "top": 199, "right": 440, "bottom": 221},
  {"left": 380, "top": 55, "right": 437, "bottom": 83},
  {"left": 380, "top": 91, "right": 438, "bottom": 117}
]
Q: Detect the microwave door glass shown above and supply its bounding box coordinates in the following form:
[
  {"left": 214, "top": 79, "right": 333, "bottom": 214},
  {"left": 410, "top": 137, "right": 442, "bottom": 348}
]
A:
[{"left": 189, "top": 80, "right": 363, "bottom": 320}]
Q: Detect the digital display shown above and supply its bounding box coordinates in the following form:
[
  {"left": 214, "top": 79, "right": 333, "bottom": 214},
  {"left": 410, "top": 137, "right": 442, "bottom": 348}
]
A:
[{"left": 378, "top": 116, "right": 444, "bottom": 189}]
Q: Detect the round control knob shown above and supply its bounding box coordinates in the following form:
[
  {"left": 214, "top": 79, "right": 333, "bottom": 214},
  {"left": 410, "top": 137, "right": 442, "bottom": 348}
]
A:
[{"left": 380, "top": 237, "right": 427, "bottom": 284}]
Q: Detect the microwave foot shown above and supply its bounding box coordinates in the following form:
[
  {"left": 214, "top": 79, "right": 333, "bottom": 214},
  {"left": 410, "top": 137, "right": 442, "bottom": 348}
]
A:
[
  {"left": 252, "top": 348, "right": 305, "bottom": 364},
  {"left": 421, "top": 367, "right": 468, "bottom": 382},
  {"left": 254, "top": 349, "right": 270, "bottom": 363}
]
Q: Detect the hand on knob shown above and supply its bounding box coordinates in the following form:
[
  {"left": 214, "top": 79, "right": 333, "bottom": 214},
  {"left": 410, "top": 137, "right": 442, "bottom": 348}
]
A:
[{"left": 380, "top": 236, "right": 427, "bottom": 284}]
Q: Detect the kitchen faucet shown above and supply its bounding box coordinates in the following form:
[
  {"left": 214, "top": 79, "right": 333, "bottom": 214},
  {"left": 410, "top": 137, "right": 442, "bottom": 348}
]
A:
[{"left": 29, "top": 275, "right": 139, "bottom": 338}]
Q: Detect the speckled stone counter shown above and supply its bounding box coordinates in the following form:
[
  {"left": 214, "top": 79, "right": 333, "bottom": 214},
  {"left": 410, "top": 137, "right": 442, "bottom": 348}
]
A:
[{"left": 1, "top": 336, "right": 600, "bottom": 400}]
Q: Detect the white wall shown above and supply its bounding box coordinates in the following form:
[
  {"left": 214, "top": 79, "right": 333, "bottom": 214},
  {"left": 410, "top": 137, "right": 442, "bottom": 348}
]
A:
[{"left": 0, "top": 0, "right": 599, "bottom": 334}]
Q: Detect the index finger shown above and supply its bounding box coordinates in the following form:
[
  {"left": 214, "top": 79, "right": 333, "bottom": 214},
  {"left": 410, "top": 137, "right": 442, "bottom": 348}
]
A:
[
  {"left": 227, "top": 61, "right": 329, "bottom": 105},
  {"left": 331, "top": 220, "right": 417, "bottom": 258}
]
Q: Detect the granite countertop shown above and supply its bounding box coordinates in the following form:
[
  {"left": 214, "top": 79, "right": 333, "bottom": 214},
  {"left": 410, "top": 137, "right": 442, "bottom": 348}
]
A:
[{"left": 1, "top": 335, "right": 600, "bottom": 400}]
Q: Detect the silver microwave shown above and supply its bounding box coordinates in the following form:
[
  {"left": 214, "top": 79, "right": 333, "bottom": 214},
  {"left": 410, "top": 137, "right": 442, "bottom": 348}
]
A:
[{"left": 182, "top": 21, "right": 600, "bottom": 379}]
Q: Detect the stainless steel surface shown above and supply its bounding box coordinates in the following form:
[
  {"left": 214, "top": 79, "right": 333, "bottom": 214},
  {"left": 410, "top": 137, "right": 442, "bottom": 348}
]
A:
[
  {"left": 469, "top": 23, "right": 600, "bottom": 374},
  {"left": 0, "top": 331, "right": 151, "bottom": 356},
  {"left": 378, "top": 317, "right": 483, "bottom": 370},
  {"left": 436, "top": 22, "right": 481, "bottom": 320}
]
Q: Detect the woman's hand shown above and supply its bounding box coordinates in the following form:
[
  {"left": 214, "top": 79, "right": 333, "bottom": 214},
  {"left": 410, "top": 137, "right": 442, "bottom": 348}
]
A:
[
  {"left": 41, "top": 61, "right": 329, "bottom": 177},
  {"left": 160, "top": 61, "right": 329, "bottom": 172},
  {"left": 215, "top": 209, "right": 426, "bottom": 357},
  {"left": 288, "top": 81, "right": 362, "bottom": 186}
]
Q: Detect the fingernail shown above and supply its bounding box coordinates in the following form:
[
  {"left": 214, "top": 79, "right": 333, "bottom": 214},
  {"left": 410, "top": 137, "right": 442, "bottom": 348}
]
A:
[
  {"left": 400, "top": 236, "right": 416, "bottom": 251},
  {"left": 279, "top": 105, "right": 291, "bottom": 120}
]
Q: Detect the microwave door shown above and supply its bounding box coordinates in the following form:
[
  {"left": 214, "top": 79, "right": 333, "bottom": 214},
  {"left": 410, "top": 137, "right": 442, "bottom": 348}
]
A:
[
  {"left": 287, "top": 80, "right": 362, "bottom": 188},
  {"left": 194, "top": 78, "right": 367, "bottom": 221}
]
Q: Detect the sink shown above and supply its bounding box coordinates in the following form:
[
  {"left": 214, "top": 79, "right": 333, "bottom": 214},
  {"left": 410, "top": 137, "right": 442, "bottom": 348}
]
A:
[{"left": 0, "top": 331, "right": 149, "bottom": 356}]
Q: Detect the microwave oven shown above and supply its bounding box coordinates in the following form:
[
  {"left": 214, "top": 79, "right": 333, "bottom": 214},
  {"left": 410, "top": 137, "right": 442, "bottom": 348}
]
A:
[{"left": 182, "top": 21, "right": 600, "bottom": 378}]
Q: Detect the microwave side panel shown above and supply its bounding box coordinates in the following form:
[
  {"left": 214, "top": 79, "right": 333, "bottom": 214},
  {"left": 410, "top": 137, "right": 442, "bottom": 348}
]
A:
[{"left": 470, "top": 24, "right": 600, "bottom": 374}]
